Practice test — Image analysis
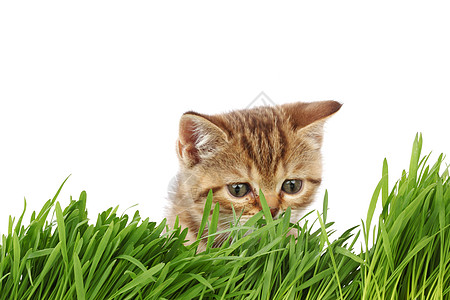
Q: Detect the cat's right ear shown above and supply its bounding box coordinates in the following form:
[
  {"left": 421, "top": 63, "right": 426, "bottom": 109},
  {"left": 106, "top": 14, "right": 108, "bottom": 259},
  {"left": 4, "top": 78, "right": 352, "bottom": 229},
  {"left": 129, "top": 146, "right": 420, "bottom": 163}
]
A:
[
  {"left": 177, "top": 112, "right": 228, "bottom": 167},
  {"left": 282, "top": 100, "right": 342, "bottom": 149}
]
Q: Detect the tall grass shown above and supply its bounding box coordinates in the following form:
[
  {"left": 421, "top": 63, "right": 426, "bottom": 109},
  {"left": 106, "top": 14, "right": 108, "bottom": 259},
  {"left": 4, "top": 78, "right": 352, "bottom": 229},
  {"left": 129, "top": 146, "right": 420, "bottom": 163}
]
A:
[{"left": 0, "top": 134, "right": 448, "bottom": 299}]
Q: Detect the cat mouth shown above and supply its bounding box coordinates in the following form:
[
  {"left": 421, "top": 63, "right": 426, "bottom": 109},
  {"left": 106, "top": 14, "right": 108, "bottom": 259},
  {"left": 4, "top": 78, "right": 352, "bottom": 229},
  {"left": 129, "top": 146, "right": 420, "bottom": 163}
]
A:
[{"left": 270, "top": 207, "right": 280, "bottom": 219}]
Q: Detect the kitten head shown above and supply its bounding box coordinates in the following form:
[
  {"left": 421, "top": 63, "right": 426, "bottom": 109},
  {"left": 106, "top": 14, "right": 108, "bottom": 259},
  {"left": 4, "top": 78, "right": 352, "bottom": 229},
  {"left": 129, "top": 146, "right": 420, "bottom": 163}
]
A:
[{"left": 171, "top": 101, "right": 341, "bottom": 244}]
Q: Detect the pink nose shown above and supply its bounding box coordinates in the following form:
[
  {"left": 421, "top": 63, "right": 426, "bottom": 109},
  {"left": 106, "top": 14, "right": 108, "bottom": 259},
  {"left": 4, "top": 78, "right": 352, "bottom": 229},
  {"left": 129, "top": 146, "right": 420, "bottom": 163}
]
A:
[{"left": 262, "top": 194, "right": 279, "bottom": 208}]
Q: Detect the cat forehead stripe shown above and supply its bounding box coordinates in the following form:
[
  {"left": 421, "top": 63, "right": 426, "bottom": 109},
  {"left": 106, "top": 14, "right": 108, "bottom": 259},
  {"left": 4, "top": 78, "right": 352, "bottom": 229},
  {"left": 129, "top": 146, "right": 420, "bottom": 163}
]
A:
[{"left": 229, "top": 107, "right": 289, "bottom": 175}]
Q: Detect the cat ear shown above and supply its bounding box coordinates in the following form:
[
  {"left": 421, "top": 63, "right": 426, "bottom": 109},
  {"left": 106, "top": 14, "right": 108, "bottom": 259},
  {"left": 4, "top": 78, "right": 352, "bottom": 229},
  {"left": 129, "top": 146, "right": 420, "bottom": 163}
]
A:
[
  {"left": 282, "top": 100, "right": 342, "bottom": 148},
  {"left": 177, "top": 112, "right": 228, "bottom": 167}
]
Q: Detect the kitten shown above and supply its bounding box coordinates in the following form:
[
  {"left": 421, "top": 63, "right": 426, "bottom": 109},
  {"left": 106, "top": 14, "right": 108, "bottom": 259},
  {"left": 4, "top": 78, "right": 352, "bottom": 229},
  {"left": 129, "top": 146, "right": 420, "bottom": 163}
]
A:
[{"left": 167, "top": 101, "right": 341, "bottom": 247}]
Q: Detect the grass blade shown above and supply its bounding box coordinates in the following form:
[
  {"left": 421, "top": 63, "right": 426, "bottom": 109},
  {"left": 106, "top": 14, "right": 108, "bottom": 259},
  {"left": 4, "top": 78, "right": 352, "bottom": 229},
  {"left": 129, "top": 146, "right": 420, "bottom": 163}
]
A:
[{"left": 73, "top": 253, "right": 86, "bottom": 300}]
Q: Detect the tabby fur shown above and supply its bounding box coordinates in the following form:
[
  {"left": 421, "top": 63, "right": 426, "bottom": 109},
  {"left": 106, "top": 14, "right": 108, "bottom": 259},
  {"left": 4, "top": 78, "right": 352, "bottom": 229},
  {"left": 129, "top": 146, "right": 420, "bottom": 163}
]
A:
[{"left": 167, "top": 101, "right": 341, "bottom": 247}]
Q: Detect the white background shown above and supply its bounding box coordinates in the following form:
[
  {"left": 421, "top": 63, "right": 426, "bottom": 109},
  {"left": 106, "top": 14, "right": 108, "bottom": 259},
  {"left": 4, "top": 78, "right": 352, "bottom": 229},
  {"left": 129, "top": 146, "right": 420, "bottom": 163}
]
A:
[{"left": 1, "top": 1, "right": 449, "bottom": 239}]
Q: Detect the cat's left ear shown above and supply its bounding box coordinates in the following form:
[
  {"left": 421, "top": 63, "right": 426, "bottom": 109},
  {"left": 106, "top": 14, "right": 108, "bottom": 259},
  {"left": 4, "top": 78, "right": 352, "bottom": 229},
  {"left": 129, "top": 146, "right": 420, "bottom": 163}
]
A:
[
  {"left": 282, "top": 100, "right": 342, "bottom": 149},
  {"left": 177, "top": 112, "right": 228, "bottom": 167}
]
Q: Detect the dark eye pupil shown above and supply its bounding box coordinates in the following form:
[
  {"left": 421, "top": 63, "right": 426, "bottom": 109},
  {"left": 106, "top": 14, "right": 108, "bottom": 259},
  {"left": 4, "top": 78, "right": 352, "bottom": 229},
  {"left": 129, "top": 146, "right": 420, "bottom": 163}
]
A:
[
  {"left": 228, "top": 183, "right": 249, "bottom": 197},
  {"left": 282, "top": 179, "right": 302, "bottom": 194},
  {"left": 288, "top": 181, "right": 295, "bottom": 190}
]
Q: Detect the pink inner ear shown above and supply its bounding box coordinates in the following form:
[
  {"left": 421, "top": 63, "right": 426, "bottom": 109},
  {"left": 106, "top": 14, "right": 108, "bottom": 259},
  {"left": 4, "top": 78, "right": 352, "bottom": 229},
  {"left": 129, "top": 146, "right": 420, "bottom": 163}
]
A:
[
  {"left": 179, "top": 117, "right": 198, "bottom": 147},
  {"left": 177, "top": 112, "right": 228, "bottom": 166},
  {"left": 178, "top": 115, "right": 204, "bottom": 166},
  {"left": 177, "top": 140, "right": 184, "bottom": 158}
]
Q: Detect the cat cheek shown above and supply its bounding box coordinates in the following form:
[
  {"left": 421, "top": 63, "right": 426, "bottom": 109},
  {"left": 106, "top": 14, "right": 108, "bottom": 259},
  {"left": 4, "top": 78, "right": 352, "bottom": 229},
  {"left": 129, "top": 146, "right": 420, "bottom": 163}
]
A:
[{"left": 244, "top": 207, "right": 260, "bottom": 216}]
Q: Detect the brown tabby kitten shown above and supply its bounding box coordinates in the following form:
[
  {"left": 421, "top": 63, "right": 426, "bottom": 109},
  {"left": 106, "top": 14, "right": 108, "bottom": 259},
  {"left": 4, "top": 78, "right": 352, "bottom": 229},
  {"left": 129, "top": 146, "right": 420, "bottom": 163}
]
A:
[{"left": 167, "top": 101, "right": 341, "bottom": 247}]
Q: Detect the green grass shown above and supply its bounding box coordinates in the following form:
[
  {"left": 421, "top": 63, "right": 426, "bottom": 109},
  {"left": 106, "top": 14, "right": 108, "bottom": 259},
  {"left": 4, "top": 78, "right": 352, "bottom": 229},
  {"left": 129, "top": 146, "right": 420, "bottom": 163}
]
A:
[{"left": 0, "top": 134, "right": 449, "bottom": 299}]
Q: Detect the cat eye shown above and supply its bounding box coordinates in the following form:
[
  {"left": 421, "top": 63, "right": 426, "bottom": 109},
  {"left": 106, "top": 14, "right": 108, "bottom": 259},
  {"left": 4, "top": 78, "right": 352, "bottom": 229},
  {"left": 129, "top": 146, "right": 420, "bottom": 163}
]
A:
[
  {"left": 227, "top": 183, "right": 250, "bottom": 198},
  {"left": 281, "top": 179, "right": 303, "bottom": 194}
]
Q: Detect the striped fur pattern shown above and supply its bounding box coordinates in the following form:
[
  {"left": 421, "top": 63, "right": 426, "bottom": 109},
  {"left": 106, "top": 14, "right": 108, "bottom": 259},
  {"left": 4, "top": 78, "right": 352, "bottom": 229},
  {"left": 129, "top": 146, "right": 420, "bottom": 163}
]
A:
[{"left": 167, "top": 101, "right": 341, "bottom": 247}]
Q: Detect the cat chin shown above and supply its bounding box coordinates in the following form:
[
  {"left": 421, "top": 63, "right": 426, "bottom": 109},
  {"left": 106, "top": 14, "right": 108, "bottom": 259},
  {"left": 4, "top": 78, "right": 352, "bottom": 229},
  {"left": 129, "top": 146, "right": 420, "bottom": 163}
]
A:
[{"left": 288, "top": 209, "right": 304, "bottom": 223}]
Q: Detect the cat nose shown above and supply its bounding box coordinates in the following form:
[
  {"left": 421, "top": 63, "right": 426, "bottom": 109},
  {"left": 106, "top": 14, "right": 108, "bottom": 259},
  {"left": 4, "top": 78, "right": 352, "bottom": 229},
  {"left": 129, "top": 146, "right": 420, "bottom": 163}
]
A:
[
  {"left": 270, "top": 207, "right": 279, "bottom": 218},
  {"left": 263, "top": 194, "right": 279, "bottom": 208},
  {"left": 261, "top": 193, "right": 279, "bottom": 217}
]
